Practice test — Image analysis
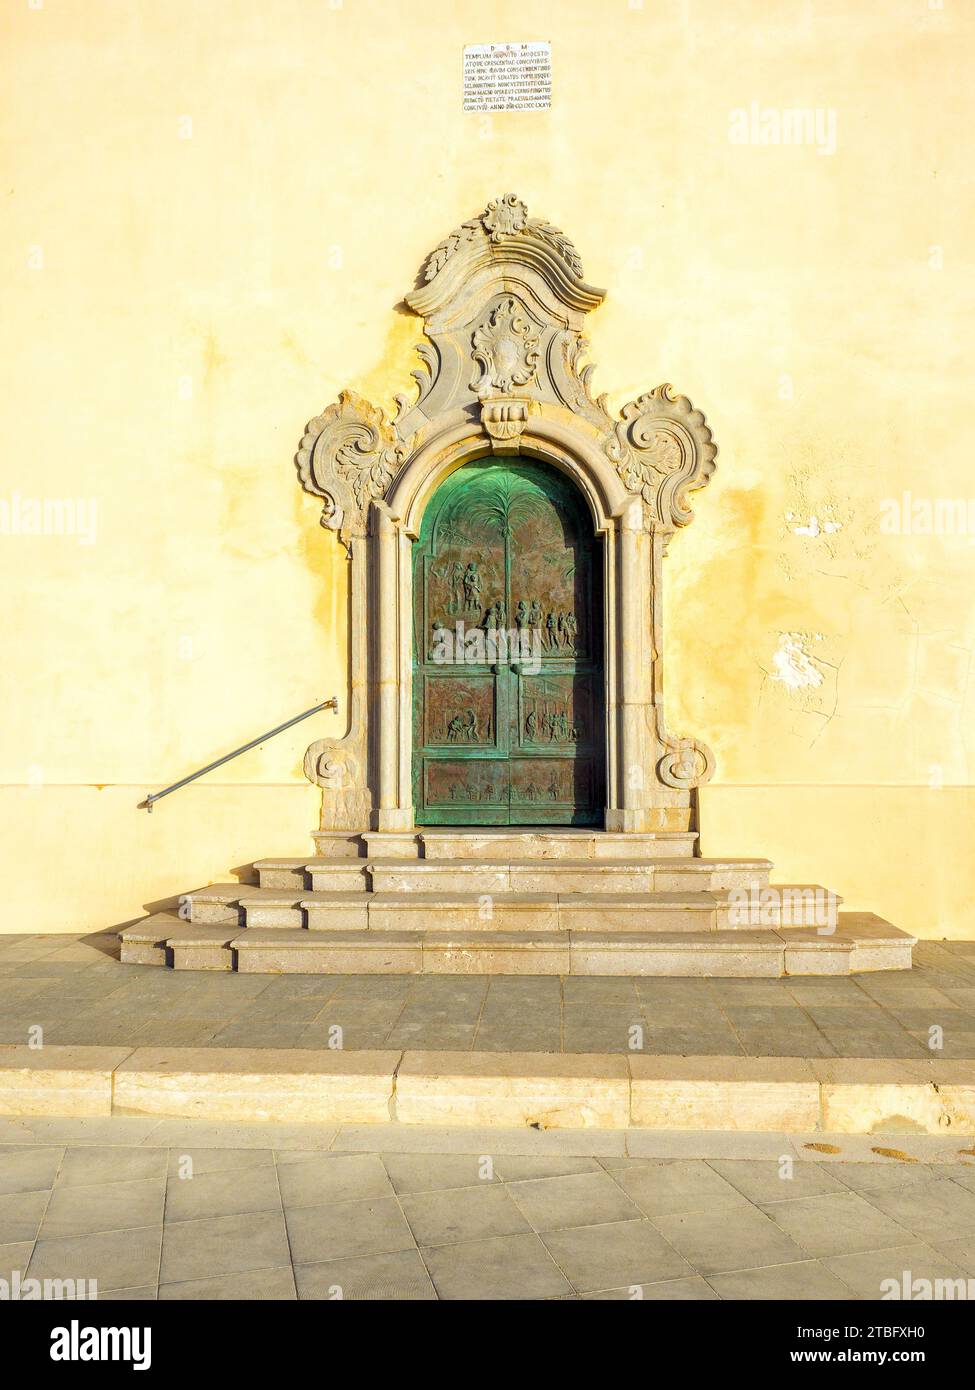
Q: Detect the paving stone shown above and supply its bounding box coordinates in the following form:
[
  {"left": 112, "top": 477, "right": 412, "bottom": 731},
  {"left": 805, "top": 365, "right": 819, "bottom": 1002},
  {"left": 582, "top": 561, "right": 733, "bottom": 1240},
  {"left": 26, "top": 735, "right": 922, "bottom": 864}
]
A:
[
  {"left": 56, "top": 1145, "right": 168, "bottom": 1188},
  {"left": 584, "top": 1274, "right": 719, "bottom": 1300},
  {"left": 820, "top": 1031, "right": 928, "bottom": 1059},
  {"left": 829, "top": 1161, "right": 942, "bottom": 1195},
  {"left": 295, "top": 1248, "right": 437, "bottom": 1300},
  {"left": 739, "top": 1030, "right": 836, "bottom": 1058},
  {"left": 495, "top": 1155, "right": 601, "bottom": 1182},
  {"left": 710, "top": 1158, "right": 847, "bottom": 1204},
  {"left": 159, "top": 1266, "right": 296, "bottom": 1300},
  {"left": 0, "top": 944, "right": 959, "bottom": 1054},
  {"left": 928, "top": 1235, "right": 975, "bottom": 1276},
  {"left": 29, "top": 1225, "right": 162, "bottom": 1294},
  {"left": 165, "top": 1146, "right": 273, "bottom": 1177},
  {"left": 506, "top": 1171, "right": 642, "bottom": 1232},
  {"left": 642, "top": 1029, "right": 744, "bottom": 1056},
  {"left": 401, "top": 1185, "right": 530, "bottom": 1246},
  {"left": 541, "top": 1217, "right": 692, "bottom": 1293},
  {"left": 284, "top": 1196, "right": 415, "bottom": 1265},
  {"left": 761, "top": 1190, "right": 913, "bottom": 1258},
  {"left": 0, "top": 1240, "right": 33, "bottom": 1281},
  {"left": 609, "top": 1159, "right": 753, "bottom": 1217},
  {"left": 382, "top": 1152, "right": 500, "bottom": 1194},
  {"left": 946, "top": 1165, "right": 975, "bottom": 1193},
  {"left": 165, "top": 1165, "right": 282, "bottom": 1222},
  {"left": 276, "top": 1153, "right": 392, "bottom": 1208},
  {"left": 0, "top": 1189, "right": 48, "bottom": 1244},
  {"left": 421, "top": 1232, "right": 572, "bottom": 1300},
  {"left": 863, "top": 1178, "right": 975, "bottom": 1242},
  {"left": 40, "top": 1178, "right": 166, "bottom": 1238},
  {"left": 708, "top": 1259, "right": 855, "bottom": 1300},
  {"left": 823, "top": 1242, "right": 972, "bottom": 1298},
  {"left": 0, "top": 1146, "right": 62, "bottom": 1195},
  {"left": 160, "top": 1210, "right": 290, "bottom": 1282},
  {"left": 650, "top": 1204, "right": 806, "bottom": 1275}
]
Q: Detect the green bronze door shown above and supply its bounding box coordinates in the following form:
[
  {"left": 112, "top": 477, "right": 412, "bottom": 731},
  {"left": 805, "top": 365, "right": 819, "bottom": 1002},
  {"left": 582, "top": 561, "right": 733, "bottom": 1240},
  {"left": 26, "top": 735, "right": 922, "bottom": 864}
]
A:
[{"left": 412, "top": 457, "right": 604, "bottom": 825}]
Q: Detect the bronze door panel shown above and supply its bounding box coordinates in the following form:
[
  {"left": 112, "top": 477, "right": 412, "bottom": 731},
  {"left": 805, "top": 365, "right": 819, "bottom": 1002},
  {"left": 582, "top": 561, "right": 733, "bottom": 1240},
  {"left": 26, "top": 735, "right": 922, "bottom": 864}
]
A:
[{"left": 413, "top": 458, "right": 604, "bottom": 826}]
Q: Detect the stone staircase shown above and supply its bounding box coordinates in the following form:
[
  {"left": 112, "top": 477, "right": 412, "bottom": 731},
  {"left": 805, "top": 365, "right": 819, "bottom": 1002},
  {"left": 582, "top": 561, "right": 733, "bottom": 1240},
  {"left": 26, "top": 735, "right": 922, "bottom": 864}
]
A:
[{"left": 118, "top": 829, "right": 916, "bottom": 977}]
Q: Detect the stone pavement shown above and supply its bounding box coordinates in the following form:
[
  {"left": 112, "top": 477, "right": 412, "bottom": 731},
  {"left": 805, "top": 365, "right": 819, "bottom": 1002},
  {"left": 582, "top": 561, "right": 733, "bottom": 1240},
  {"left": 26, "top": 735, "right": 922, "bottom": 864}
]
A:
[
  {"left": 1, "top": 1118, "right": 975, "bottom": 1300},
  {"left": 1, "top": 933, "right": 974, "bottom": 1057}
]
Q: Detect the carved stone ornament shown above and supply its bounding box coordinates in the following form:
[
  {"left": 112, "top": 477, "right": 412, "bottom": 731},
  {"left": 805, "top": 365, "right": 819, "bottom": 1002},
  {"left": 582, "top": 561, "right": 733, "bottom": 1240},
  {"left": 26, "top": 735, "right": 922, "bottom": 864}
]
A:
[
  {"left": 606, "top": 384, "right": 717, "bottom": 532},
  {"left": 296, "top": 390, "right": 411, "bottom": 541},
  {"left": 657, "top": 729, "right": 716, "bottom": 790},
  {"left": 421, "top": 193, "right": 586, "bottom": 285},
  {"left": 294, "top": 195, "right": 722, "bottom": 828},
  {"left": 470, "top": 297, "right": 541, "bottom": 394},
  {"left": 480, "top": 395, "right": 538, "bottom": 454},
  {"left": 302, "top": 739, "right": 371, "bottom": 828}
]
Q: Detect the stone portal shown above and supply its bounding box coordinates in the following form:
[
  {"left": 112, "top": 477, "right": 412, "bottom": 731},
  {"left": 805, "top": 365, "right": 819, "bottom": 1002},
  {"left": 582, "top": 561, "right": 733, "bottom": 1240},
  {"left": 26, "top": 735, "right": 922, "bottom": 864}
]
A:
[{"left": 297, "top": 194, "right": 716, "bottom": 836}]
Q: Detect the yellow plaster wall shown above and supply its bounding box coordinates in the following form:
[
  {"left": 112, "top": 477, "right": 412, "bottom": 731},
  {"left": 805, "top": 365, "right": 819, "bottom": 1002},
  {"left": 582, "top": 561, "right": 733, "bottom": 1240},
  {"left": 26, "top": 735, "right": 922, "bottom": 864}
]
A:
[{"left": 1, "top": 1, "right": 971, "bottom": 936}]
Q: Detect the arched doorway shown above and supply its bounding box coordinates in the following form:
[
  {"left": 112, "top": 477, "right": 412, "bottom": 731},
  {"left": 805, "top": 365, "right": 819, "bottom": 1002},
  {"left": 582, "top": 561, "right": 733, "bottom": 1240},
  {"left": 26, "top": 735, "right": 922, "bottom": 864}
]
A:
[{"left": 411, "top": 457, "right": 605, "bottom": 825}]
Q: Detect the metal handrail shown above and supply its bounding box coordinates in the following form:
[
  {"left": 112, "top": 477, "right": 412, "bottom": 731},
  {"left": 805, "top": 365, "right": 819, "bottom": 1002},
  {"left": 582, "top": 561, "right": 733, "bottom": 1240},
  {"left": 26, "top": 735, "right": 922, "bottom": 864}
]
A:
[{"left": 140, "top": 697, "right": 338, "bottom": 811}]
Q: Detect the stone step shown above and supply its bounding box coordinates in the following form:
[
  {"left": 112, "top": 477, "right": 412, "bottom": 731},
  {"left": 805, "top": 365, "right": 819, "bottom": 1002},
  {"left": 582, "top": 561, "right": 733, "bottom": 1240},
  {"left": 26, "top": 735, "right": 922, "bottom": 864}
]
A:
[
  {"left": 203, "top": 915, "right": 914, "bottom": 977},
  {"left": 309, "top": 831, "right": 367, "bottom": 860},
  {"left": 362, "top": 829, "right": 700, "bottom": 862},
  {"left": 119, "top": 917, "right": 240, "bottom": 970},
  {"left": 264, "top": 861, "right": 370, "bottom": 892},
  {"left": 183, "top": 882, "right": 841, "bottom": 932},
  {"left": 254, "top": 857, "right": 331, "bottom": 889},
  {"left": 236, "top": 888, "right": 367, "bottom": 930},
  {"left": 366, "top": 857, "right": 771, "bottom": 895},
  {"left": 15, "top": 1045, "right": 970, "bottom": 1131},
  {"left": 257, "top": 855, "right": 771, "bottom": 894},
  {"left": 177, "top": 883, "right": 260, "bottom": 925}
]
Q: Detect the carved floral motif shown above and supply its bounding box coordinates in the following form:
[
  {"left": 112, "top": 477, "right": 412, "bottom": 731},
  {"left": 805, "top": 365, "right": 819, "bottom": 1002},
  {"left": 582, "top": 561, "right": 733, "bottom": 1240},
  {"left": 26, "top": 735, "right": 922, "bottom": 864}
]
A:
[
  {"left": 470, "top": 297, "right": 541, "bottom": 394},
  {"left": 606, "top": 384, "right": 717, "bottom": 531},
  {"left": 422, "top": 193, "right": 585, "bottom": 283},
  {"left": 482, "top": 194, "right": 528, "bottom": 239},
  {"left": 296, "top": 390, "right": 410, "bottom": 537}
]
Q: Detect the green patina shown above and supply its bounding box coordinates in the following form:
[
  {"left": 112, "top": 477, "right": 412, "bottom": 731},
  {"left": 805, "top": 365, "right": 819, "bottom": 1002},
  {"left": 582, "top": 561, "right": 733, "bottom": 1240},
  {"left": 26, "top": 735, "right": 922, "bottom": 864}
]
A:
[{"left": 412, "top": 457, "right": 604, "bottom": 825}]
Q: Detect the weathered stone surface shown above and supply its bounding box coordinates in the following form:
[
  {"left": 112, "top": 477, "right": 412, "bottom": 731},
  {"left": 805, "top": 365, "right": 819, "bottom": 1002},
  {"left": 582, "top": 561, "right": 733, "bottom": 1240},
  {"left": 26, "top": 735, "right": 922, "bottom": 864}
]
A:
[
  {"left": 303, "top": 895, "right": 370, "bottom": 931},
  {"left": 181, "top": 884, "right": 259, "bottom": 925},
  {"left": 310, "top": 832, "right": 367, "bottom": 859},
  {"left": 0, "top": 1046, "right": 133, "bottom": 1117},
  {"left": 167, "top": 925, "right": 240, "bottom": 972},
  {"left": 306, "top": 863, "right": 369, "bottom": 892},
  {"left": 119, "top": 912, "right": 183, "bottom": 965},
  {"left": 234, "top": 930, "right": 421, "bottom": 975},
  {"left": 630, "top": 1056, "right": 820, "bottom": 1131},
  {"left": 396, "top": 1052, "right": 630, "bottom": 1129},
  {"left": 558, "top": 895, "right": 716, "bottom": 934},
  {"left": 813, "top": 1059, "right": 975, "bottom": 1135},
  {"left": 571, "top": 931, "right": 784, "bottom": 977},
  {"left": 114, "top": 1048, "right": 401, "bottom": 1123},
  {"left": 368, "top": 892, "right": 560, "bottom": 934},
  {"left": 421, "top": 931, "right": 570, "bottom": 975}
]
